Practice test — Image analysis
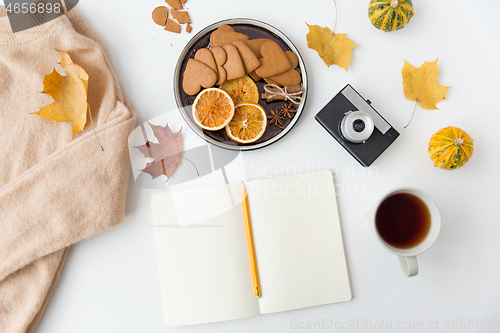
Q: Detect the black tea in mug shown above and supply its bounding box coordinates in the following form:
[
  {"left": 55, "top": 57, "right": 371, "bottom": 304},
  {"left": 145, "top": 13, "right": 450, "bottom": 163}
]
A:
[{"left": 375, "top": 193, "right": 431, "bottom": 249}]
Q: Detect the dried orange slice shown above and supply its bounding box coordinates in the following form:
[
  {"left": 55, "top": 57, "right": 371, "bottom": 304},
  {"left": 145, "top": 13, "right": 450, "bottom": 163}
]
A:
[
  {"left": 226, "top": 103, "right": 267, "bottom": 144},
  {"left": 192, "top": 88, "right": 234, "bottom": 131},
  {"left": 219, "top": 75, "right": 259, "bottom": 105}
]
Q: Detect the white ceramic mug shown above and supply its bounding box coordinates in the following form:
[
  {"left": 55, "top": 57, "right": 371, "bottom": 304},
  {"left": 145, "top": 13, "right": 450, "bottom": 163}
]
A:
[{"left": 368, "top": 187, "right": 441, "bottom": 277}]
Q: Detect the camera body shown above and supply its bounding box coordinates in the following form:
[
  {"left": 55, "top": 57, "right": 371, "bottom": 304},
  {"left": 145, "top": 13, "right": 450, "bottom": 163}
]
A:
[{"left": 315, "top": 84, "right": 399, "bottom": 167}]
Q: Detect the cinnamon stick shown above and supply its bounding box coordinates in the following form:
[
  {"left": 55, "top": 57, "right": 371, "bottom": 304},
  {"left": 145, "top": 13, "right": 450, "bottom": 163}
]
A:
[{"left": 261, "top": 85, "right": 302, "bottom": 101}]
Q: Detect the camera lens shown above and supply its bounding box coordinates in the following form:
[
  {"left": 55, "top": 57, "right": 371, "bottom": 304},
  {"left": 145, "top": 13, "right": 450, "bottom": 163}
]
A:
[
  {"left": 352, "top": 119, "right": 365, "bottom": 132},
  {"left": 340, "top": 110, "right": 374, "bottom": 143}
]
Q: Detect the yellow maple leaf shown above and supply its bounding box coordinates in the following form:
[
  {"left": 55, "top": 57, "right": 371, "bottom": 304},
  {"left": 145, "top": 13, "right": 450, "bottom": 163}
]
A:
[
  {"left": 402, "top": 58, "right": 450, "bottom": 110},
  {"left": 33, "top": 50, "right": 89, "bottom": 137},
  {"left": 305, "top": 23, "right": 359, "bottom": 70}
]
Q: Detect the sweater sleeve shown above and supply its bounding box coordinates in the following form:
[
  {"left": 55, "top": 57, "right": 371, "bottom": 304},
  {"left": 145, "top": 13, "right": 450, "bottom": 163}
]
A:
[
  {"left": 0, "top": 101, "right": 136, "bottom": 281},
  {"left": 0, "top": 10, "right": 136, "bottom": 281}
]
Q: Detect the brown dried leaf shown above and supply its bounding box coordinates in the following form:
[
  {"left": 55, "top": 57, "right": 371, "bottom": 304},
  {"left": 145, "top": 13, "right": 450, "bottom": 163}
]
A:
[{"left": 136, "top": 123, "right": 183, "bottom": 181}]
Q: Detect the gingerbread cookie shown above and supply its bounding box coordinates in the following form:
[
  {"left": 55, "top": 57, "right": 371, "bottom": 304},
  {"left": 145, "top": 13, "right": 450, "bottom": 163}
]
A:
[
  {"left": 210, "top": 27, "right": 249, "bottom": 48},
  {"left": 211, "top": 47, "right": 227, "bottom": 65},
  {"left": 264, "top": 77, "right": 279, "bottom": 85},
  {"left": 152, "top": 6, "right": 169, "bottom": 26},
  {"left": 244, "top": 38, "right": 270, "bottom": 58},
  {"left": 194, "top": 49, "right": 218, "bottom": 81},
  {"left": 268, "top": 69, "right": 301, "bottom": 86},
  {"left": 217, "top": 25, "right": 234, "bottom": 32},
  {"left": 254, "top": 40, "right": 291, "bottom": 78},
  {"left": 284, "top": 51, "right": 299, "bottom": 68},
  {"left": 211, "top": 47, "right": 227, "bottom": 85},
  {"left": 182, "top": 59, "right": 217, "bottom": 96},
  {"left": 232, "top": 41, "right": 260, "bottom": 74},
  {"left": 268, "top": 51, "right": 301, "bottom": 86},
  {"left": 249, "top": 71, "right": 261, "bottom": 82},
  {"left": 222, "top": 44, "right": 246, "bottom": 81}
]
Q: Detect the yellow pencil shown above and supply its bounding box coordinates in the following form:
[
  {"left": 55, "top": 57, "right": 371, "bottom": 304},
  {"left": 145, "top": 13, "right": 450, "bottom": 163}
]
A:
[{"left": 241, "top": 182, "right": 261, "bottom": 298}]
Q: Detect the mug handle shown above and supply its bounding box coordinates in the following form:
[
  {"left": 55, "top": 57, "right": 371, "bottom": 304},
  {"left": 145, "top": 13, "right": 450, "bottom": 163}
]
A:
[{"left": 398, "top": 256, "right": 418, "bottom": 277}]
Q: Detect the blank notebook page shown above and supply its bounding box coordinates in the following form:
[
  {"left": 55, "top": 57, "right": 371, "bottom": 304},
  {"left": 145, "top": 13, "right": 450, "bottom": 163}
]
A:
[
  {"left": 246, "top": 170, "right": 352, "bottom": 314},
  {"left": 151, "top": 185, "right": 259, "bottom": 327}
]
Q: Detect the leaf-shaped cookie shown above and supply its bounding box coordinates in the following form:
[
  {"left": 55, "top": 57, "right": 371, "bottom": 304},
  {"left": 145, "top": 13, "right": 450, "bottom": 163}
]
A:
[
  {"left": 305, "top": 23, "right": 359, "bottom": 70},
  {"left": 33, "top": 50, "right": 89, "bottom": 137}
]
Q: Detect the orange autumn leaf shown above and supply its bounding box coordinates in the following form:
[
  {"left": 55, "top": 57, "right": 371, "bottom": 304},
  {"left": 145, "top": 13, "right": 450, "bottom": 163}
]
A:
[
  {"left": 136, "top": 123, "right": 183, "bottom": 181},
  {"left": 305, "top": 23, "right": 359, "bottom": 70},
  {"left": 33, "top": 50, "right": 89, "bottom": 137}
]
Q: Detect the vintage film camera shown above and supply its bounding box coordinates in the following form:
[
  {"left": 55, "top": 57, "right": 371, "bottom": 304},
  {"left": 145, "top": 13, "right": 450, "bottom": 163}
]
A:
[{"left": 315, "top": 84, "right": 399, "bottom": 167}]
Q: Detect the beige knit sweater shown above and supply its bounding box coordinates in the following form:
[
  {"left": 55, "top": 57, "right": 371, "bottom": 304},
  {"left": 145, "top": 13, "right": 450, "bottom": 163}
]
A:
[{"left": 0, "top": 5, "right": 136, "bottom": 333}]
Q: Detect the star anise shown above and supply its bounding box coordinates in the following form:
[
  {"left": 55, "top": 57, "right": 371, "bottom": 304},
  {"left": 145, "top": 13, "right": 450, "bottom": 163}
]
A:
[
  {"left": 281, "top": 103, "right": 296, "bottom": 119},
  {"left": 268, "top": 108, "right": 285, "bottom": 129}
]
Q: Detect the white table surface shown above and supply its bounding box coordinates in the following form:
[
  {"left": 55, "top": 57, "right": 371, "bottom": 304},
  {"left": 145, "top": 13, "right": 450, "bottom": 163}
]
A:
[{"left": 4, "top": 0, "right": 498, "bottom": 331}]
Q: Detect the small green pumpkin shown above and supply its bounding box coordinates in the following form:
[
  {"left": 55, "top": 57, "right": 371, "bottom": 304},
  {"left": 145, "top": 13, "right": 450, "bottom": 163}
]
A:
[
  {"left": 428, "top": 127, "right": 474, "bottom": 170},
  {"left": 369, "top": 0, "right": 414, "bottom": 32}
]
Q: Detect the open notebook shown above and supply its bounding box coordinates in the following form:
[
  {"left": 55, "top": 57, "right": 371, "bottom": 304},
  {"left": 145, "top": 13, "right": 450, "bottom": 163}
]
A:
[{"left": 150, "top": 170, "right": 351, "bottom": 326}]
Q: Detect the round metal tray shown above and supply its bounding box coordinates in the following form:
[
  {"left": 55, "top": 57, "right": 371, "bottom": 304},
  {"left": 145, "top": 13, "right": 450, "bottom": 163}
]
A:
[{"left": 173, "top": 18, "right": 308, "bottom": 151}]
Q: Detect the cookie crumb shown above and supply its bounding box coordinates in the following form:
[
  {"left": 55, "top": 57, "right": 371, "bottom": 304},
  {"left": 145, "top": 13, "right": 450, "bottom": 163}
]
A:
[{"left": 186, "top": 23, "right": 192, "bottom": 33}]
